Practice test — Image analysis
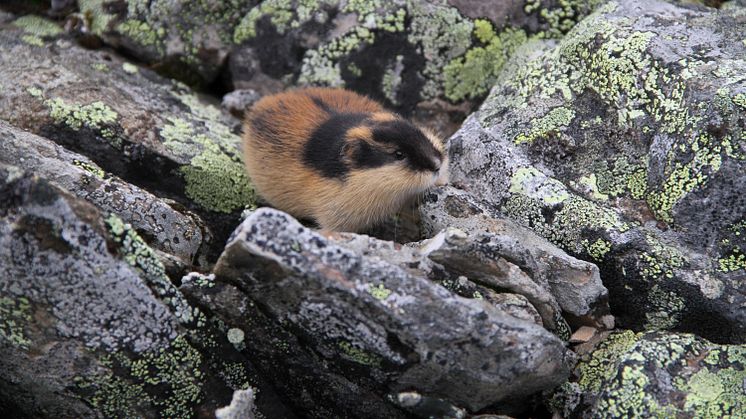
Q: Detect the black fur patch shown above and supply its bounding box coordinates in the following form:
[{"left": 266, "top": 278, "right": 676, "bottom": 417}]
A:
[
  {"left": 304, "top": 113, "right": 368, "bottom": 179},
  {"left": 352, "top": 140, "right": 393, "bottom": 169},
  {"left": 371, "top": 120, "right": 442, "bottom": 172},
  {"left": 308, "top": 95, "right": 333, "bottom": 114}
]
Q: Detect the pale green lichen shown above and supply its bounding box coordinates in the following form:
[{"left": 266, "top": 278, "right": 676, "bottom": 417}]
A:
[
  {"left": 46, "top": 98, "right": 118, "bottom": 130},
  {"left": 368, "top": 284, "right": 392, "bottom": 300},
  {"left": 78, "top": 0, "right": 115, "bottom": 35},
  {"left": 381, "top": 55, "right": 404, "bottom": 105},
  {"left": 26, "top": 86, "right": 43, "bottom": 98},
  {"left": 585, "top": 238, "right": 612, "bottom": 261},
  {"left": 338, "top": 341, "right": 382, "bottom": 368},
  {"left": 105, "top": 214, "right": 203, "bottom": 327},
  {"left": 644, "top": 285, "right": 685, "bottom": 330},
  {"left": 73, "top": 159, "right": 106, "bottom": 179},
  {"left": 21, "top": 35, "right": 45, "bottom": 47},
  {"left": 12, "top": 15, "right": 63, "bottom": 38},
  {"left": 226, "top": 328, "right": 245, "bottom": 345},
  {"left": 122, "top": 62, "right": 139, "bottom": 74},
  {"left": 78, "top": 335, "right": 204, "bottom": 418},
  {"left": 444, "top": 19, "right": 528, "bottom": 101},
  {"left": 577, "top": 330, "right": 639, "bottom": 393},
  {"left": 514, "top": 107, "right": 575, "bottom": 144},
  {"left": 0, "top": 296, "right": 32, "bottom": 349}
]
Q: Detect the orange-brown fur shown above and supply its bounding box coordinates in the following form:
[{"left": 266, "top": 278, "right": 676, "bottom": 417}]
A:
[{"left": 242, "top": 87, "right": 448, "bottom": 232}]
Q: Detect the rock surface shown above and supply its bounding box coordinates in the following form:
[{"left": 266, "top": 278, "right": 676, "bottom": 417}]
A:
[
  {"left": 557, "top": 330, "right": 746, "bottom": 418},
  {"left": 0, "top": 165, "right": 290, "bottom": 418},
  {"left": 213, "top": 208, "right": 575, "bottom": 412},
  {"left": 0, "top": 18, "right": 254, "bottom": 257},
  {"left": 448, "top": 0, "right": 746, "bottom": 342}
]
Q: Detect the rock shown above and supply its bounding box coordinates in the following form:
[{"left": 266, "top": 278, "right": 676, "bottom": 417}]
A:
[
  {"left": 0, "top": 120, "right": 206, "bottom": 270},
  {"left": 181, "top": 274, "right": 408, "bottom": 419},
  {"left": 0, "top": 20, "right": 255, "bottom": 257},
  {"left": 420, "top": 186, "right": 611, "bottom": 333},
  {"left": 447, "top": 0, "right": 746, "bottom": 342},
  {"left": 0, "top": 166, "right": 292, "bottom": 418},
  {"left": 215, "top": 388, "right": 256, "bottom": 419},
  {"left": 212, "top": 208, "right": 575, "bottom": 412},
  {"left": 561, "top": 330, "right": 746, "bottom": 418},
  {"left": 222, "top": 88, "right": 262, "bottom": 118}
]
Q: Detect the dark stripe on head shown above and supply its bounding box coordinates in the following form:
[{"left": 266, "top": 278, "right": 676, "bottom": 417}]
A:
[
  {"left": 308, "top": 95, "right": 334, "bottom": 114},
  {"left": 371, "top": 119, "right": 442, "bottom": 172},
  {"left": 303, "top": 113, "right": 368, "bottom": 179}
]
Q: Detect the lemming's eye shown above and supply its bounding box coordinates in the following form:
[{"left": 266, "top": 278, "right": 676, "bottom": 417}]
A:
[{"left": 394, "top": 150, "right": 405, "bottom": 160}]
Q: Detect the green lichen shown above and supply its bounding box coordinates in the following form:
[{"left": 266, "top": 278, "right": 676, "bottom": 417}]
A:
[
  {"left": 46, "top": 98, "right": 118, "bottom": 131},
  {"left": 585, "top": 238, "right": 612, "bottom": 261},
  {"left": 73, "top": 159, "right": 106, "bottom": 179},
  {"left": 338, "top": 341, "right": 382, "bottom": 368},
  {"left": 514, "top": 107, "right": 575, "bottom": 144},
  {"left": 26, "top": 86, "right": 43, "bottom": 98},
  {"left": 368, "top": 284, "right": 392, "bottom": 300},
  {"left": 78, "top": 335, "right": 204, "bottom": 418},
  {"left": 78, "top": 0, "right": 115, "bottom": 35},
  {"left": 577, "top": 330, "right": 639, "bottom": 393},
  {"left": 640, "top": 236, "right": 684, "bottom": 281},
  {"left": 21, "top": 35, "right": 45, "bottom": 47},
  {"left": 91, "top": 62, "right": 110, "bottom": 72},
  {"left": 381, "top": 55, "right": 404, "bottom": 105},
  {"left": 626, "top": 168, "right": 648, "bottom": 199},
  {"left": 407, "top": 1, "right": 473, "bottom": 100},
  {"left": 444, "top": 19, "right": 528, "bottom": 101},
  {"left": 12, "top": 15, "right": 63, "bottom": 37},
  {"left": 0, "top": 296, "right": 32, "bottom": 349},
  {"left": 117, "top": 19, "right": 166, "bottom": 51},
  {"left": 122, "top": 62, "right": 139, "bottom": 74},
  {"left": 105, "top": 214, "right": 203, "bottom": 327}
]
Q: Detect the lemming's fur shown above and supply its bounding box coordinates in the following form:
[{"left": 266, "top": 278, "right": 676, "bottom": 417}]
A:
[{"left": 242, "top": 87, "right": 448, "bottom": 232}]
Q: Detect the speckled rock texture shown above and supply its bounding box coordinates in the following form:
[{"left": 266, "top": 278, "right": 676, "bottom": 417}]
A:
[
  {"left": 554, "top": 330, "right": 746, "bottom": 418},
  {"left": 0, "top": 165, "right": 291, "bottom": 419},
  {"left": 0, "top": 19, "right": 254, "bottom": 257},
  {"left": 212, "top": 208, "right": 576, "bottom": 413},
  {"left": 448, "top": 0, "right": 746, "bottom": 342},
  {"left": 68, "top": 0, "right": 607, "bottom": 136},
  {"left": 0, "top": 121, "right": 205, "bottom": 274}
]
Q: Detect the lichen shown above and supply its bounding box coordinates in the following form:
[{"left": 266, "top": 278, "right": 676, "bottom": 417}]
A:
[
  {"left": 444, "top": 20, "right": 528, "bottom": 101},
  {"left": 122, "top": 62, "right": 139, "bottom": 74},
  {"left": 73, "top": 159, "right": 106, "bottom": 179},
  {"left": 78, "top": 335, "right": 204, "bottom": 418},
  {"left": 577, "top": 330, "right": 639, "bottom": 393},
  {"left": 0, "top": 296, "right": 32, "bottom": 349},
  {"left": 514, "top": 107, "right": 575, "bottom": 145},
  {"left": 338, "top": 341, "right": 382, "bottom": 368},
  {"left": 105, "top": 214, "right": 203, "bottom": 327},
  {"left": 367, "top": 283, "right": 392, "bottom": 300},
  {"left": 12, "top": 15, "right": 63, "bottom": 38},
  {"left": 644, "top": 285, "right": 685, "bottom": 330}
]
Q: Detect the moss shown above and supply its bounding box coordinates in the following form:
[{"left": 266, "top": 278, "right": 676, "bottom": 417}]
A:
[
  {"left": 12, "top": 15, "right": 63, "bottom": 37},
  {"left": 514, "top": 106, "right": 575, "bottom": 145},
  {"left": 368, "top": 284, "right": 392, "bottom": 300},
  {"left": 338, "top": 341, "right": 382, "bottom": 368},
  {"left": 0, "top": 296, "right": 32, "bottom": 349}
]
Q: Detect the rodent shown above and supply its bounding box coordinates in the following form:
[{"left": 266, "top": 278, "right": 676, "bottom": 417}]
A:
[{"left": 242, "top": 87, "right": 449, "bottom": 232}]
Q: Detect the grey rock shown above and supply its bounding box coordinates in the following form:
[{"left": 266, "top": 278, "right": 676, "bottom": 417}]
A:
[
  {"left": 222, "top": 88, "right": 262, "bottom": 118},
  {"left": 0, "top": 165, "right": 291, "bottom": 418},
  {"left": 420, "top": 186, "right": 611, "bottom": 332},
  {"left": 216, "top": 388, "right": 256, "bottom": 419},
  {"left": 213, "top": 208, "right": 575, "bottom": 411},
  {"left": 0, "top": 22, "right": 255, "bottom": 257},
  {"left": 0, "top": 120, "right": 206, "bottom": 268},
  {"left": 447, "top": 0, "right": 746, "bottom": 342}
]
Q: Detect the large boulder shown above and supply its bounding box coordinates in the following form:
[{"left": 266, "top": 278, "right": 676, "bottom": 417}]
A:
[
  {"left": 0, "top": 165, "right": 292, "bottom": 418},
  {"left": 210, "top": 208, "right": 576, "bottom": 413},
  {"left": 446, "top": 0, "right": 746, "bottom": 342}
]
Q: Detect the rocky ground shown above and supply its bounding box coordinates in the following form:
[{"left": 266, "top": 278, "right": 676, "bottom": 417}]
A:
[{"left": 1, "top": 0, "right": 745, "bottom": 418}]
